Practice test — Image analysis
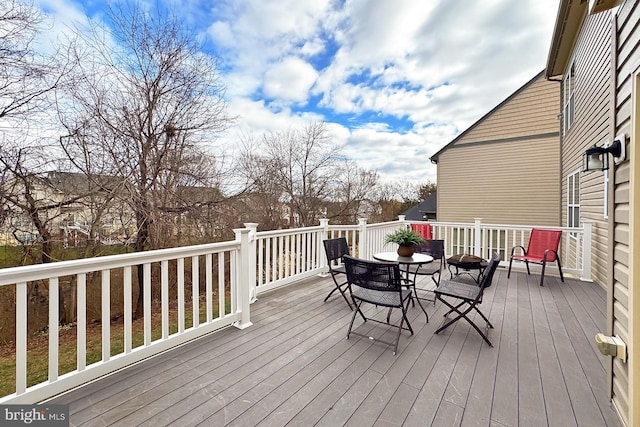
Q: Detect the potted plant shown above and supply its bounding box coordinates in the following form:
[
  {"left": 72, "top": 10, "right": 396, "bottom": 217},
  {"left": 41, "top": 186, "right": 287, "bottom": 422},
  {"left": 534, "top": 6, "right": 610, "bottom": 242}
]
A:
[{"left": 384, "top": 228, "right": 426, "bottom": 257}]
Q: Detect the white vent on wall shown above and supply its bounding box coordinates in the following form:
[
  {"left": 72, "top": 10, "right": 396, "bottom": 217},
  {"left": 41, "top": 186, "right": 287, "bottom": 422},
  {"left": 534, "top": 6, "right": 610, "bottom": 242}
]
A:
[{"left": 589, "top": 0, "right": 622, "bottom": 14}]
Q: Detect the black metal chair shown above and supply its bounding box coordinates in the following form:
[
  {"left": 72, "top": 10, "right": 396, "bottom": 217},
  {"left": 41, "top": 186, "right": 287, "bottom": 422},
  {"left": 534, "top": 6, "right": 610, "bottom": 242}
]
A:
[
  {"left": 401, "top": 239, "right": 445, "bottom": 305},
  {"left": 323, "top": 237, "right": 353, "bottom": 309},
  {"left": 434, "top": 251, "right": 500, "bottom": 346},
  {"left": 343, "top": 255, "right": 414, "bottom": 355}
]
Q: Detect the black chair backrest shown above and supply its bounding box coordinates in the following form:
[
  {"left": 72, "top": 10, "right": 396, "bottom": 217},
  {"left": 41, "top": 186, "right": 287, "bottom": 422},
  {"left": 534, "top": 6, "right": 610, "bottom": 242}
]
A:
[
  {"left": 323, "top": 237, "right": 350, "bottom": 264},
  {"left": 479, "top": 252, "right": 500, "bottom": 290},
  {"left": 343, "top": 255, "right": 402, "bottom": 292},
  {"left": 414, "top": 239, "right": 444, "bottom": 260}
]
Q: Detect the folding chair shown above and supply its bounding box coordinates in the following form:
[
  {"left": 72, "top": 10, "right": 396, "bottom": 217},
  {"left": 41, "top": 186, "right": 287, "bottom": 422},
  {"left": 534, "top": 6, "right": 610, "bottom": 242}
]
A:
[
  {"left": 401, "top": 239, "right": 445, "bottom": 305},
  {"left": 507, "top": 228, "right": 564, "bottom": 286},
  {"left": 434, "top": 252, "right": 500, "bottom": 346},
  {"left": 323, "top": 237, "right": 353, "bottom": 309},
  {"left": 343, "top": 255, "right": 414, "bottom": 355}
]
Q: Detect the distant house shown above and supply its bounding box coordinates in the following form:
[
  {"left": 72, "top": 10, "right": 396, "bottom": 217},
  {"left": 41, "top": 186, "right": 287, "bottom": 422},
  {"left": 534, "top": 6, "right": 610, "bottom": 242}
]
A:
[
  {"left": 430, "top": 71, "right": 561, "bottom": 226},
  {"left": 1, "top": 171, "right": 136, "bottom": 246},
  {"left": 402, "top": 192, "right": 437, "bottom": 221},
  {"left": 0, "top": 171, "right": 229, "bottom": 247},
  {"left": 545, "top": 1, "right": 639, "bottom": 425}
]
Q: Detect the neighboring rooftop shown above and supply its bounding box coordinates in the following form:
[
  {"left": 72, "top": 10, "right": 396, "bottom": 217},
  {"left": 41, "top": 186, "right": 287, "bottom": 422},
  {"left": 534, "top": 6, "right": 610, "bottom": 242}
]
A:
[{"left": 403, "top": 191, "right": 437, "bottom": 221}]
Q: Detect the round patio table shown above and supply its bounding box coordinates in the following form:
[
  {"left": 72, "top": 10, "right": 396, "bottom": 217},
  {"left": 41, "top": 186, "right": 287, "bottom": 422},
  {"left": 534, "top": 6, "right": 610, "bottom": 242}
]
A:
[
  {"left": 446, "top": 254, "right": 488, "bottom": 284},
  {"left": 372, "top": 252, "right": 434, "bottom": 320}
]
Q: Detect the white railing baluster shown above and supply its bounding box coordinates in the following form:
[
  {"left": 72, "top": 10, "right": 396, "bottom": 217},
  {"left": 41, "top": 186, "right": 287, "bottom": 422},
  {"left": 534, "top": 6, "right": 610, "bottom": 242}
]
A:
[
  {"left": 302, "top": 232, "right": 308, "bottom": 272},
  {"left": 100, "top": 271, "right": 110, "bottom": 362},
  {"left": 161, "top": 261, "right": 169, "bottom": 339},
  {"left": 218, "top": 252, "right": 225, "bottom": 318},
  {"left": 206, "top": 254, "right": 212, "bottom": 322},
  {"left": 77, "top": 273, "right": 86, "bottom": 369},
  {"left": 258, "top": 238, "right": 264, "bottom": 287},
  {"left": 192, "top": 256, "right": 199, "bottom": 328},
  {"left": 144, "top": 263, "right": 151, "bottom": 346},
  {"left": 178, "top": 258, "right": 185, "bottom": 333},
  {"left": 230, "top": 250, "right": 236, "bottom": 315},
  {"left": 123, "top": 266, "right": 132, "bottom": 354},
  {"left": 48, "top": 277, "right": 59, "bottom": 381},
  {"left": 265, "top": 236, "right": 272, "bottom": 285},
  {"left": 16, "top": 282, "right": 27, "bottom": 395},
  {"left": 284, "top": 235, "right": 290, "bottom": 278}
]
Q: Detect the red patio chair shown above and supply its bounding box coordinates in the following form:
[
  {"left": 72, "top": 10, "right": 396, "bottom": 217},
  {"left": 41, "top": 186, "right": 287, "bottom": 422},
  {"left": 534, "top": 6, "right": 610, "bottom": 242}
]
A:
[
  {"left": 508, "top": 228, "right": 565, "bottom": 286},
  {"left": 411, "top": 223, "right": 432, "bottom": 239}
]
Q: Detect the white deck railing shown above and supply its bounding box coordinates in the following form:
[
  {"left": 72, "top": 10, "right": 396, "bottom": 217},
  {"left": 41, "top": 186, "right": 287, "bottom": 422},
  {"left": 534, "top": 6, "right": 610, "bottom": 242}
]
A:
[{"left": 0, "top": 218, "right": 591, "bottom": 404}]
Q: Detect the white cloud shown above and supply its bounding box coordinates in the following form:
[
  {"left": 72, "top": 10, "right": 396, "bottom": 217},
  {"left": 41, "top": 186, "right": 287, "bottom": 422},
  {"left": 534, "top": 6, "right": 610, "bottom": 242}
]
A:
[{"left": 263, "top": 57, "right": 318, "bottom": 104}]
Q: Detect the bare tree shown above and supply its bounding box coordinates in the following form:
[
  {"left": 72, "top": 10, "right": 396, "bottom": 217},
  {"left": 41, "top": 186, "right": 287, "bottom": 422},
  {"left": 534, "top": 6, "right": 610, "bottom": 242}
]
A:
[
  {"left": 58, "top": 2, "right": 232, "bottom": 316},
  {"left": 0, "top": 145, "right": 84, "bottom": 265},
  {"left": 418, "top": 181, "right": 437, "bottom": 201},
  {"left": 325, "top": 163, "right": 378, "bottom": 223},
  {"left": 368, "top": 180, "right": 429, "bottom": 222},
  {"left": 0, "top": 0, "right": 69, "bottom": 122},
  {"left": 240, "top": 122, "right": 378, "bottom": 227},
  {"left": 237, "top": 134, "right": 288, "bottom": 231}
]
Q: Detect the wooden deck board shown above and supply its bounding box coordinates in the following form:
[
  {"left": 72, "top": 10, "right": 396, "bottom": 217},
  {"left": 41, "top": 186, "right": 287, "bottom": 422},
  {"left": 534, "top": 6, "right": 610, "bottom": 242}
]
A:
[{"left": 47, "top": 269, "right": 622, "bottom": 427}]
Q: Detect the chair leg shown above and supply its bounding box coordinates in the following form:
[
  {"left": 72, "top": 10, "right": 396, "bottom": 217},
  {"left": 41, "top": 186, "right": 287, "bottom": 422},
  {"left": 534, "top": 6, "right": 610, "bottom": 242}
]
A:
[
  {"left": 346, "top": 301, "right": 363, "bottom": 339},
  {"left": 393, "top": 311, "right": 404, "bottom": 355},
  {"left": 472, "top": 305, "right": 493, "bottom": 329},
  {"left": 354, "top": 300, "right": 367, "bottom": 322},
  {"left": 413, "top": 291, "right": 429, "bottom": 322},
  {"left": 325, "top": 275, "right": 353, "bottom": 309},
  {"left": 540, "top": 260, "right": 547, "bottom": 286},
  {"left": 443, "top": 300, "right": 467, "bottom": 317},
  {"left": 393, "top": 303, "right": 414, "bottom": 355},
  {"left": 507, "top": 257, "right": 514, "bottom": 278},
  {"left": 525, "top": 260, "right": 531, "bottom": 275},
  {"left": 435, "top": 297, "right": 492, "bottom": 346},
  {"left": 557, "top": 258, "right": 565, "bottom": 282},
  {"left": 402, "top": 298, "right": 414, "bottom": 335}
]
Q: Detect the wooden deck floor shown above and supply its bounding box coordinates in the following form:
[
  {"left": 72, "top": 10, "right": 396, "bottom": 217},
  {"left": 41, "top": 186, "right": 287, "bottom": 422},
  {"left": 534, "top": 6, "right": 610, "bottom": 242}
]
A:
[{"left": 49, "top": 267, "right": 622, "bottom": 426}]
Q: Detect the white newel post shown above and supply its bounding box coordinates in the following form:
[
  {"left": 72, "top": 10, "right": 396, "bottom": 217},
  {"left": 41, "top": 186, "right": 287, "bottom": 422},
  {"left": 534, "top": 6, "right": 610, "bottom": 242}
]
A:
[
  {"left": 474, "top": 218, "right": 482, "bottom": 257},
  {"left": 581, "top": 221, "right": 593, "bottom": 282},
  {"left": 319, "top": 219, "right": 330, "bottom": 275},
  {"left": 244, "top": 223, "right": 259, "bottom": 303},
  {"left": 398, "top": 215, "right": 406, "bottom": 227},
  {"left": 234, "top": 227, "right": 253, "bottom": 329},
  {"left": 358, "top": 218, "right": 368, "bottom": 259}
]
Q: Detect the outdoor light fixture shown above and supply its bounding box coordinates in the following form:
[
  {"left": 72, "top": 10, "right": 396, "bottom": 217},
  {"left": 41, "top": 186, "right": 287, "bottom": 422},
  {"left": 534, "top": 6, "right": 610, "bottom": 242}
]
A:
[{"left": 582, "top": 134, "right": 626, "bottom": 172}]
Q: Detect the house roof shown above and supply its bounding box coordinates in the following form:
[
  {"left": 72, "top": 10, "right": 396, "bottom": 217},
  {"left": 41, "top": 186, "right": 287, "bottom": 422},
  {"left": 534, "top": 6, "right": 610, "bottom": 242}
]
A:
[
  {"left": 402, "top": 191, "right": 437, "bottom": 221},
  {"left": 429, "top": 70, "right": 546, "bottom": 164},
  {"left": 545, "top": 0, "right": 587, "bottom": 78}
]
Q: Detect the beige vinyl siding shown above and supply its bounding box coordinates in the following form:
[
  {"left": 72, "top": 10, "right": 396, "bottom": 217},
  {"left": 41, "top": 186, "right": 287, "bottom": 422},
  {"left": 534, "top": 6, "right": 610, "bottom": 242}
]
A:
[
  {"left": 437, "top": 135, "right": 560, "bottom": 225},
  {"left": 436, "top": 74, "right": 561, "bottom": 226},
  {"left": 560, "top": 9, "right": 613, "bottom": 288},
  {"left": 611, "top": 1, "right": 639, "bottom": 424},
  {"left": 459, "top": 78, "right": 560, "bottom": 142}
]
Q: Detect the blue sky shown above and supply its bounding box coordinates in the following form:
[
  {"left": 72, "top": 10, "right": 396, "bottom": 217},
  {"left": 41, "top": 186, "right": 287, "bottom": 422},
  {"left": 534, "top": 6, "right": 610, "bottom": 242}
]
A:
[{"left": 34, "top": 0, "right": 560, "bottom": 183}]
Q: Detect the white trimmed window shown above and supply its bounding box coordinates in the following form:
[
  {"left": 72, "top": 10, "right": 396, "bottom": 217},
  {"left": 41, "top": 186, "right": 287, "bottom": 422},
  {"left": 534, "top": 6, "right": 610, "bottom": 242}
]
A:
[
  {"left": 568, "top": 171, "right": 580, "bottom": 232},
  {"left": 563, "top": 63, "right": 575, "bottom": 133}
]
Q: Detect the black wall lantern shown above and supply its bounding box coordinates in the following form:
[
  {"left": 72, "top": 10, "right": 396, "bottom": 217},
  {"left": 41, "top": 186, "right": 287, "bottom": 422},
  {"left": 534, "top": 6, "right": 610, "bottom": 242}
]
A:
[{"left": 582, "top": 134, "right": 626, "bottom": 172}]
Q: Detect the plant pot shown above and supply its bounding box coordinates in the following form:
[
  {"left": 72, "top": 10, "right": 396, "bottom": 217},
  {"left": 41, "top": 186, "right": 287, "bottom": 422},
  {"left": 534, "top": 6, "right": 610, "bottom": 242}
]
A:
[{"left": 397, "top": 245, "right": 414, "bottom": 257}]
